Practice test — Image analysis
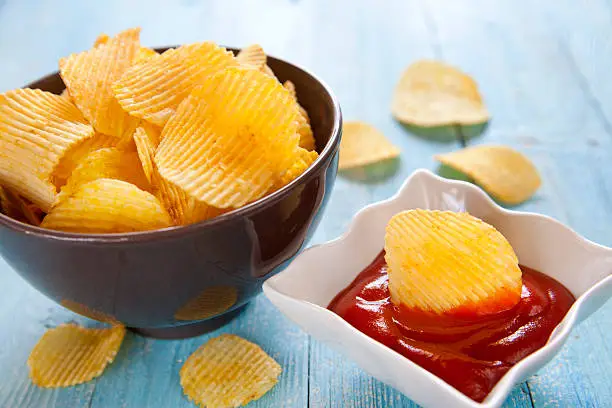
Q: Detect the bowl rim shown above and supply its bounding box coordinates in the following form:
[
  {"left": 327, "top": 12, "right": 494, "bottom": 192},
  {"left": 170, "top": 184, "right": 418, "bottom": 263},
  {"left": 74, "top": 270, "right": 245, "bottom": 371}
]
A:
[{"left": 0, "top": 46, "right": 342, "bottom": 243}]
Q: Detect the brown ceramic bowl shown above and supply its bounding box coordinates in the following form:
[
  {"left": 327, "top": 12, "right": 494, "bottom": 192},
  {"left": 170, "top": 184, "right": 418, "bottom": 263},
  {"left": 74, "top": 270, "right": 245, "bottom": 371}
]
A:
[{"left": 0, "top": 47, "right": 341, "bottom": 338}]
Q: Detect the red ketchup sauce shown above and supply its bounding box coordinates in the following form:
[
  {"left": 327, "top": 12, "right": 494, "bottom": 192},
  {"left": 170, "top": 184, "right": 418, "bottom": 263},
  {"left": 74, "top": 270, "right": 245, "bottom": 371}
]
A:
[{"left": 328, "top": 251, "right": 575, "bottom": 402}]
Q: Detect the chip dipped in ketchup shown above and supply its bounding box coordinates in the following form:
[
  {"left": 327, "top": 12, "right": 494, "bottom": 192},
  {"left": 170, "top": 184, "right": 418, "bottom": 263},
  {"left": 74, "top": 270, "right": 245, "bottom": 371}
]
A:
[{"left": 328, "top": 251, "right": 575, "bottom": 402}]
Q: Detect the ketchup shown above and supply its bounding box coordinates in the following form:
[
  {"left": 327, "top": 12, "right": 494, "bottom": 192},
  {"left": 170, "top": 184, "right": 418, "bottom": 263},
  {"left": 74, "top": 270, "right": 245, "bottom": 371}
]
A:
[{"left": 328, "top": 251, "right": 575, "bottom": 402}]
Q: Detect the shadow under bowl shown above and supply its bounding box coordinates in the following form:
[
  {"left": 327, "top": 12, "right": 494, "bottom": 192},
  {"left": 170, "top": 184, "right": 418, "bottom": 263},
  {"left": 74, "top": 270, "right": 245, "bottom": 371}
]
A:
[{"left": 0, "top": 47, "right": 342, "bottom": 339}]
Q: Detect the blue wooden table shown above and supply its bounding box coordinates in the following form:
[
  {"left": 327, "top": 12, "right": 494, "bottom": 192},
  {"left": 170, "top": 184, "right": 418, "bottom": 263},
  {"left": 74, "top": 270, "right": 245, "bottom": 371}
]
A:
[{"left": 0, "top": 1, "right": 611, "bottom": 407}]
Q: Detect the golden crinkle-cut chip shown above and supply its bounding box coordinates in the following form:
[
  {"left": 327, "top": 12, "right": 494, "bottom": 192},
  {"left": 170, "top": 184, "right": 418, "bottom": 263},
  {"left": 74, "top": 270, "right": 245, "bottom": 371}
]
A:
[
  {"left": 180, "top": 334, "right": 281, "bottom": 408},
  {"left": 435, "top": 145, "right": 541, "bottom": 205},
  {"left": 60, "top": 28, "right": 141, "bottom": 139},
  {"left": 28, "top": 324, "right": 125, "bottom": 388},
  {"left": 134, "top": 46, "right": 158, "bottom": 64},
  {"left": 385, "top": 209, "right": 522, "bottom": 317},
  {"left": 278, "top": 148, "right": 318, "bottom": 187},
  {"left": 156, "top": 67, "right": 299, "bottom": 209},
  {"left": 58, "top": 147, "right": 151, "bottom": 201},
  {"left": 93, "top": 33, "right": 110, "bottom": 47},
  {"left": 113, "top": 42, "right": 237, "bottom": 126},
  {"left": 133, "top": 124, "right": 225, "bottom": 225},
  {"left": 339, "top": 121, "right": 400, "bottom": 170},
  {"left": 52, "top": 132, "right": 118, "bottom": 188},
  {"left": 236, "top": 44, "right": 266, "bottom": 71},
  {"left": 283, "top": 81, "right": 316, "bottom": 151},
  {"left": 0, "top": 88, "right": 96, "bottom": 211},
  {"left": 41, "top": 178, "right": 172, "bottom": 233},
  {"left": 174, "top": 286, "right": 238, "bottom": 321},
  {"left": 391, "top": 60, "right": 489, "bottom": 127}
]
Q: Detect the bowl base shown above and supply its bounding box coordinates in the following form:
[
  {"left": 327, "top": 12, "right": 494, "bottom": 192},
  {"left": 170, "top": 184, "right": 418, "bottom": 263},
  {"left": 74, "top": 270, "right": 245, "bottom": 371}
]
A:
[{"left": 129, "top": 305, "right": 246, "bottom": 339}]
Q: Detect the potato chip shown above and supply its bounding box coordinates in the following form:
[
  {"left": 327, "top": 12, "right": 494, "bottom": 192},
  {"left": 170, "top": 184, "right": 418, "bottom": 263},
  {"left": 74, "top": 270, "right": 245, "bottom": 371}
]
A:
[
  {"left": 283, "top": 81, "right": 316, "bottom": 151},
  {"left": 93, "top": 33, "right": 110, "bottom": 47},
  {"left": 41, "top": 178, "right": 172, "bottom": 233},
  {"left": 174, "top": 286, "right": 238, "bottom": 321},
  {"left": 339, "top": 121, "right": 400, "bottom": 170},
  {"left": 132, "top": 124, "right": 224, "bottom": 225},
  {"left": 278, "top": 148, "right": 318, "bottom": 187},
  {"left": 60, "top": 88, "right": 72, "bottom": 101},
  {"left": 52, "top": 132, "right": 118, "bottom": 188},
  {"left": 58, "top": 147, "right": 151, "bottom": 201},
  {"left": 60, "top": 28, "right": 141, "bottom": 138},
  {"left": 28, "top": 323, "right": 125, "bottom": 387},
  {"left": 0, "top": 88, "right": 96, "bottom": 211},
  {"left": 236, "top": 44, "right": 266, "bottom": 70},
  {"left": 391, "top": 60, "right": 489, "bottom": 126},
  {"left": 180, "top": 334, "right": 281, "bottom": 408},
  {"left": 262, "top": 64, "right": 276, "bottom": 78},
  {"left": 156, "top": 67, "right": 299, "bottom": 208},
  {"left": 60, "top": 299, "right": 118, "bottom": 324},
  {"left": 435, "top": 145, "right": 541, "bottom": 205},
  {"left": 113, "top": 42, "right": 237, "bottom": 126},
  {"left": 134, "top": 46, "right": 158, "bottom": 64},
  {"left": 385, "top": 209, "right": 522, "bottom": 316},
  {"left": 132, "top": 125, "right": 160, "bottom": 183}
]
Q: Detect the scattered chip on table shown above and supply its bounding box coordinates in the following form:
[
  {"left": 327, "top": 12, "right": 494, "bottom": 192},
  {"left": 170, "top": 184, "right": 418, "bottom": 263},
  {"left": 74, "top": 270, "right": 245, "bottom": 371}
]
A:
[
  {"left": 391, "top": 60, "right": 489, "bottom": 127},
  {"left": 339, "top": 121, "right": 400, "bottom": 170},
  {"left": 435, "top": 145, "right": 541, "bottom": 205},
  {"left": 385, "top": 209, "right": 522, "bottom": 316},
  {"left": 180, "top": 334, "right": 281, "bottom": 408},
  {"left": 28, "top": 324, "right": 125, "bottom": 388}
]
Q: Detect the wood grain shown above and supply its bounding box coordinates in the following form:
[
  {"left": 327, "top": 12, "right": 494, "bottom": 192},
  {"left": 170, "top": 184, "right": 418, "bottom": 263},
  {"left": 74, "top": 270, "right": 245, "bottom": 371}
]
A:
[{"left": 0, "top": 0, "right": 609, "bottom": 407}]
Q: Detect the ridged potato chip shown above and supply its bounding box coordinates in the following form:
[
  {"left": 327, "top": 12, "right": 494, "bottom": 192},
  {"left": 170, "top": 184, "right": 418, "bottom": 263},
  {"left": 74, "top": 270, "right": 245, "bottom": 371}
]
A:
[
  {"left": 28, "top": 324, "right": 125, "bottom": 388},
  {"left": 174, "top": 286, "right": 238, "bottom": 321},
  {"left": 156, "top": 67, "right": 299, "bottom": 208},
  {"left": 0, "top": 88, "right": 96, "bottom": 211},
  {"left": 391, "top": 60, "right": 489, "bottom": 126},
  {"left": 41, "top": 178, "right": 172, "bottom": 233},
  {"left": 113, "top": 42, "right": 237, "bottom": 126},
  {"left": 60, "top": 88, "right": 72, "bottom": 101},
  {"left": 52, "top": 132, "right": 118, "bottom": 188},
  {"left": 93, "top": 33, "right": 110, "bottom": 47},
  {"left": 385, "top": 209, "right": 522, "bottom": 316},
  {"left": 236, "top": 44, "right": 266, "bottom": 70},
  {"left": 134, "top": 47, "right": 158, "bottom": 64},
  {"left": 339, "top": 121, "right": 400, "bottom": 170},
  {"left": 435, "top": 145, "right": 541, "bottom": 205},
  {"left": 58, "top": 147, "right": 151, "bottom": 201},
  {"left": 60, "top": 28, "right": 141, "bottom": 138},
  {"left": 180, "top": 334, "right": 281, "bottom": 408},
  {"left": 133, "top": 125, "right": 224, "bottom": 225},
  {"left": 283, "top": 81, "right": 316, "bottom": 151},
  {"left": 279, "top": 148, "right": 318, "bottom": 187}
]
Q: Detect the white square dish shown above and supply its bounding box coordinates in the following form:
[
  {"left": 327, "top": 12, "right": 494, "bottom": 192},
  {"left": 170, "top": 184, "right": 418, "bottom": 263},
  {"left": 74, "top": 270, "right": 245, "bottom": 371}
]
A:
[{"left": 263, "top": 169, "right": 612, "bottom": 408}]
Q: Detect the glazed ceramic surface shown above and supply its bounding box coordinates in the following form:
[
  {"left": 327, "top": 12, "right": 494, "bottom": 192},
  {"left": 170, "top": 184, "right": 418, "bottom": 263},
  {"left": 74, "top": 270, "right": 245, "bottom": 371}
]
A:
[
  {"left": 264, "top": 169, "right": 612, "bottom": 408},
  {"left": 0, "top": 48, "right": 342, "bottom": 337}
]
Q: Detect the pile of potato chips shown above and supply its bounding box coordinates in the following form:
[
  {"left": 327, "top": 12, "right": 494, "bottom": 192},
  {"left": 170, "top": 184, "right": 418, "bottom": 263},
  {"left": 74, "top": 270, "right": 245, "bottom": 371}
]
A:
[
  {"left": 339, "top": 60, "right": 541, "bottom": 205},
  {"left": 0, "top": 28, "right": 318, "bottom": 233}
]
